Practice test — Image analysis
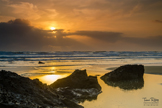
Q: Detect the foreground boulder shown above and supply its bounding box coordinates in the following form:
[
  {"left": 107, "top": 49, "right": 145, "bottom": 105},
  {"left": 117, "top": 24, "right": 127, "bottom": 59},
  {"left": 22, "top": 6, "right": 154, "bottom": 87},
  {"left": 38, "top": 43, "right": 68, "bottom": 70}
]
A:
[
  {"left": 101, "top": 64, "right": 144, "bottom": 90},
  {"left": 50, "top": 69, "right": 101, "bottom": 90},
  {"left": 50, "top": 69, "right": 102, "bottom": 103},
  {"left": 0, "top": 70, "right": 83, "bottom": 108}
]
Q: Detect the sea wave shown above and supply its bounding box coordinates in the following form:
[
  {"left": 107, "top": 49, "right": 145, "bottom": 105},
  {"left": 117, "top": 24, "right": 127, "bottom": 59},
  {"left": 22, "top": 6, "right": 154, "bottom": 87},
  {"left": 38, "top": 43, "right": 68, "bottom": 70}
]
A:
[{"left": 0, "top": 51, "right": 162, "bottom": 62}]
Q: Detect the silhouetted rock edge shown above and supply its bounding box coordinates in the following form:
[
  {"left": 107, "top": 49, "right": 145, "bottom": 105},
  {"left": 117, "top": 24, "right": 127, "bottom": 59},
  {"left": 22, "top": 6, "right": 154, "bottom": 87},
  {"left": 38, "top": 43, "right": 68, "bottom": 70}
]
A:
[
  {"left": 101, "top": 64, "right": 145, "bottom": 90},
  {"left": 101, "top": 64, "right": 144, "bottom": 81},
  {"left": 50, "top": 69, "right": 102, "bottom": 103},
  {"left": 0, "top": 70, "right": 83, "bottom": 108}
]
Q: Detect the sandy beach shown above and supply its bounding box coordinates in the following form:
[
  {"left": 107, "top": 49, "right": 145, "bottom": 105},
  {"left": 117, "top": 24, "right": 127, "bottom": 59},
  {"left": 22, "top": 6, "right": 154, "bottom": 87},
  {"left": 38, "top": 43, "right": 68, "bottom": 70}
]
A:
[
  {"left": 28, "top": 65, "right": 162, "bottom": 85},
  {"left": 0, "top": 51, "right": 162, "bottom": 108},
  {"left": 1, "top": 0, "right": 162, "bottom": 106},
  {"left": 1, "top": 64, "right": 162, "bottom": 108},
  {"left": 144, "top": 66, "right": 162, "bottom": 75},
  {"left": 30, "top": 65, "right": 162, "bottom": 108}
]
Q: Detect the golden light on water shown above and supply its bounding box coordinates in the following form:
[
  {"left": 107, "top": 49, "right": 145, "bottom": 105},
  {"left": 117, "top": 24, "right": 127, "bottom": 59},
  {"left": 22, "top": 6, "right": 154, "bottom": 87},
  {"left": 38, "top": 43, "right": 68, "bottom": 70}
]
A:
[
  {"left": 41, "top": 75, "right": 60, "bottom": 83},
  {"left": 50, "top": 67, "right": 56, "bottom": 72},
  {"left": 36, "top": 74, "right": 70, "bottom": 85}
]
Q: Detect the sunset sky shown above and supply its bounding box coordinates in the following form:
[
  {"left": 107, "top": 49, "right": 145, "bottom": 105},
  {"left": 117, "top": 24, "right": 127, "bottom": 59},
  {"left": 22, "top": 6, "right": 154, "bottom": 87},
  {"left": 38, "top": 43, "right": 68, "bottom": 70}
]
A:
[{"left": 0, "top": 0, "right": 162, "bottom": 51}]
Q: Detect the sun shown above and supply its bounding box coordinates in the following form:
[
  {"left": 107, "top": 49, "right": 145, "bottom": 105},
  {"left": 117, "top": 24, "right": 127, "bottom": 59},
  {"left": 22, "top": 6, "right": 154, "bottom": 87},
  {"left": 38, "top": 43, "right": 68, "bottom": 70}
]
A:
[{"left": 50, "top": 27, "right": 55, "bottom": 30}]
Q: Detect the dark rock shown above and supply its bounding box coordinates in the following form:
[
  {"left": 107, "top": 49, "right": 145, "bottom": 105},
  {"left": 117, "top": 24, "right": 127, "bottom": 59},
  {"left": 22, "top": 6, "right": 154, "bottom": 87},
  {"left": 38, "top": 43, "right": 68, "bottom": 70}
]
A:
[
  {"left": 55, "top": 87, "right": 101, "bottom": 103},
  {"left": 50, "top": 69, "right": 102, "bottom": 103},
  {"left": 50, "top": 69, "right": 101, "bottom": 90},
  {"left": 101, "top": 64, "right": 144, "bottom": 81},
  {"left": 38, "top": 61, "right": 45, "bottom": 64},
  {"left": 101, "top": 64, "right": 145, "bottom": 90},
  {"left": 0, "top": 70, "right": 83, "bottom": 108}
]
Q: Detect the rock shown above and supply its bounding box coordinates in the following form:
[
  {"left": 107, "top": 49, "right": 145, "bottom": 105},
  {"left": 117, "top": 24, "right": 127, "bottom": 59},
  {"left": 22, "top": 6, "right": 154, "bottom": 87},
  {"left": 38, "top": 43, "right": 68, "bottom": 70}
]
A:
[
  {"left": 101, "top": 64, "right": 144, "bottom": 81},
  {"left": 101, "top": 64, "right": 145, "bottom": 90},
  {"left": 0, "top": 70, "right": 83, "bottom": 108},
  {"left": 38, "top": 61, "right": 45, "bottom": 64},
  {"left": 50, "top": 69, "right": 101, "bottom": 90},
  {"left": 55, "top": 87, "right": 101, "bottom": 103},
  {"left": 50, "top": 69, "right": 102, "bottom": 103}
]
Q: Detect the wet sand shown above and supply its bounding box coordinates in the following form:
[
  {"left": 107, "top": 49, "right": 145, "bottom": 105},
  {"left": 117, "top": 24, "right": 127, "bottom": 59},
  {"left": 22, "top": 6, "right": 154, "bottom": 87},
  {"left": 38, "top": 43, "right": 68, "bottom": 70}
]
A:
[
  {"left": 79, "top": 66, "right": 162, "bottom": 108},
  {"left": 1, "top": 65, "right": 162, "bottom": 108},
  {"left": 29, "top": 66, "right": 162, "bottom": 108},
  {"left": 80, "top": 74, "right": 162, "bottom": 108},
  {"left": 144, "top": 66, "right": 162, "bottom": 75}
]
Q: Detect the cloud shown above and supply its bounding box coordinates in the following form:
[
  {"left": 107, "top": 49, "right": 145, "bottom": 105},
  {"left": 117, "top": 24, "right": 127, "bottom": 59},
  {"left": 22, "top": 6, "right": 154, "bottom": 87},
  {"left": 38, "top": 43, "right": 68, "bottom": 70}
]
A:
[
  {"left": 70, "top": 31, "right": 123, "bottom": 43},
  {"left": 0, "top": 0, "right": 162, "bottom": 34},
  {"left": 52, "top": 29, "right": 123, "bottom": 42},
  {"left": 52, "top": 29, "right": 162, "bottom": 50},
  {"left": 0, "top": 19, "right": 88, "bottom": 51},
  {"left": 122, "top": 35, "right": 162, "bottom": 48},
  {"left": 0, "top": 19, "right": 51, "bottom": 51},
  {"left": 154, "top": 20, "right": 162, "bottom": 23},
  {"left": 0, "top": 19, "right": 162, "bottom": 51},
  {"left": 8, "top": 2, "right": 40, "bottom": 20},
  {"left": 46, "top": 9, "right": 58, "bottom": 19}
]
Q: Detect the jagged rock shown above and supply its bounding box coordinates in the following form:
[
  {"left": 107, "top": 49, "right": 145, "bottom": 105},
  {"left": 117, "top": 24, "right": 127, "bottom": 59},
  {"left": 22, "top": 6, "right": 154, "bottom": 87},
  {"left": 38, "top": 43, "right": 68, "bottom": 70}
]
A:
[
  {"left": 101, "top": 64, "right": 144, "bottom": 90},
  {"left": 0, "top": 70, "right": 83, "bottom": 108},
  {"left": 101, "top": 64, "right": 144, "bottom": 81},
  {"left": 55, "top": 87, "right": 100, "bottom": 103},
  {"left": 50, "top": 69, "right": 102, "bottom": 103},
  {"left": 50, "top": 69, "right": 101, "bottom": 90}
]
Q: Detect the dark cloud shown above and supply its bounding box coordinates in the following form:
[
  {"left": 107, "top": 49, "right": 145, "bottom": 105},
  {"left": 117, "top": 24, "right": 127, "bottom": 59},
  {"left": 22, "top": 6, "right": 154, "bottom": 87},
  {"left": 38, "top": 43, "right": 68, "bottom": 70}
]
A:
[
  {"left": 154, "top": 20, "right": 162, "bottom": 23},
  {"left": 0, "top": 19, "right": 88, "bottom": 51},
  {"left": 52, "top": 29, "right": 162, "bottom": 50},
  {"left": 0, "top": 19, "right": 162, "bottom": 51},
  {"left": 122, "top": 35, "right": 162, "bottom": 48},
  {"left": 70, "top": 31, "right": 123, "bottom": 43},
  {"left": 74, "top": 31, "right": 162, "bottom": 48},
  {"left": 0, "top": 19, "right": 52, "bottom": 51},
  {"left": 51, "top": 30, "right": 123, "bottom": 43}
]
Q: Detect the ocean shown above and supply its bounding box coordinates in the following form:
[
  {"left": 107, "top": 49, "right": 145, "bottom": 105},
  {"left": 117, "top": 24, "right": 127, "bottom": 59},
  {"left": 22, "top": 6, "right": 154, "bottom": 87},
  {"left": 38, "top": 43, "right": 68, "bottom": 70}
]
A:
[
  {"left": 0, "top": 51, "right": 162, "bottom": 81},
  {"left": 0, "top": 51, "right": 162, "bottom": 108}
]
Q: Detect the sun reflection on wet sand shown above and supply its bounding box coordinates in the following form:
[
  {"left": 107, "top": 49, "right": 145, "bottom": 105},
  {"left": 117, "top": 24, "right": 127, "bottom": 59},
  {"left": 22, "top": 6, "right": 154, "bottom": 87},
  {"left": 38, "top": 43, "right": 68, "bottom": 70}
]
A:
[
  {"left": 30, "top": 74, "right": 70, "bottom": 85},
  {"left": 80, "top": 74, "right": 162, "bottom": 108}
]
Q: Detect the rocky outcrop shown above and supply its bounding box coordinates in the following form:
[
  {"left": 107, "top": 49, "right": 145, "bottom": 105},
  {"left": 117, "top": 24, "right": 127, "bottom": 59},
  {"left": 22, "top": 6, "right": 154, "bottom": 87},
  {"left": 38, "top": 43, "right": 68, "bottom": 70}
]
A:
[
  {"left": 101, "top": 64, "right": 144, "bottom": 81},
  {"left": 50, "top": 69, "right": 101, "bottom": 90},
  {"left": 55, "top": 87, "right": 100, "bottom": 103},
  {"left": 0, "top": 70, "right": 83, "bottom": 108},
  {"left": 50, "top": 69, "right": 102, "bottom": 103},
  {"left": 38, "top": 61, "right": 45, "bottom": 64},
  {"left": 101, "top": 64, "right": 144, "bottom": 90},
  {"left": 0, "top": 69, "right": 102, "bottom": 107}
]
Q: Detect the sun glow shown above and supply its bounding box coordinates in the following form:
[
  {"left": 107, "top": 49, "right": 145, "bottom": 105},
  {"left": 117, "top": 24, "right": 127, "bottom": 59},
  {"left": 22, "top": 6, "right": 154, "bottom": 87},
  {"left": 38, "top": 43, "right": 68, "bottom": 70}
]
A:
[
  {"left": 50, "top": 27, "right": 55, "bottom": 30},
  {"left": 37, "top": 74, "right": 70, "bottom": 85}
]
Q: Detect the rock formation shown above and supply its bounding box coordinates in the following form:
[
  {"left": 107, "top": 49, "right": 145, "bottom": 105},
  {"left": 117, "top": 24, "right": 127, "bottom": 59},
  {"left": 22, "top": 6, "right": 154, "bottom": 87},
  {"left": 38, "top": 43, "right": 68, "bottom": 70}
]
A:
[
  {"left": 50, "top": 69, "right": 101, "bottom": 90},
  {"left": 101, "top": 64, "right": 144, "bottom": 81},
  {"left": 38, "top": 61, "right": 45, "bottom": 64},
  {"left": 0, "top": 69, "right": 102, "bottom": 107},
  {"left": 0, "top": 70, "right": 83, "bottom": 108},
  {"left": 50, "top": 69, "right": 102, "bottom": 103},
  {"left": 101, "top": 64, "right": 144, "bottom": 90}
]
